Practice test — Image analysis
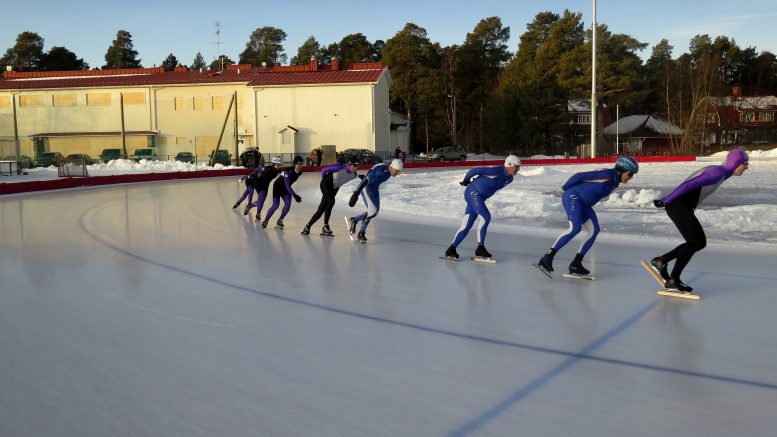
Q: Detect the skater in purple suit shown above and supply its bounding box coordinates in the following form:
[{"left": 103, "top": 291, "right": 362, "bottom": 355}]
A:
[
  {"left": 261, "top": 156, "right": 304, "bottom": 229},
  {"left": 248, "top": 156, "right": 284, "bottom": 221},
  {"left": 649, "top": 148, "right": 749, "bottom": 293}
]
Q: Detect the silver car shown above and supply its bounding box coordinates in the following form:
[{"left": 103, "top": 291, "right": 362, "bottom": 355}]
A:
[{"left": 427, "top": 146, "right": 467, "bottom": 162}]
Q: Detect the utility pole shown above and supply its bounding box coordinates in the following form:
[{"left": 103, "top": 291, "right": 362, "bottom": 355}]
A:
[
  {"left": 616, "top": 104, "right": 620, "bottom": 154},
  {"left": 215, "top": 22, "right": 224, "bottom": 70},
  {"left": 590, "top": 0, "right": 598, "bottom": 158}
]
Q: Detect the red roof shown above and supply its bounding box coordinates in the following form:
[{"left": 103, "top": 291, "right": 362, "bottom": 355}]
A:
[{"left": 0, "top": 62, "right": 385, "bottom": 90}]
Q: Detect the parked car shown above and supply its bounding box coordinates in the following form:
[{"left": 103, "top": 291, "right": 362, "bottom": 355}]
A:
[
  {"left": 210, "top": 149, "right": 232, "bottom": 166},
  {"left": 426, "top": 146, "right": 467, "bottom": 162},
  {"left": 1, "top": 155, "right": 34, "bottom": 168},
  {"left": 100, "top": 148, "right": 122, "bottom": 163},
  {"left": 340, "top": 148, "right": 383, "bottom": 164},
  {"left": 175, "top": 152, "right": 195, "bottom": 163},
  {"left": 65, "top": 153, "right": 95, "bottom": 165},
  {"left": 132, "top": 148, "right": 157, "bottom": 161},
  {"left": 34, "top": 152, "right": 64, "bottom": 167}
]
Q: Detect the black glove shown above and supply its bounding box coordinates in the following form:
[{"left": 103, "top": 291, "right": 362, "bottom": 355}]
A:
[
  {"left": 348, "top": 191, "right": 360, "bottom": 207},
  {"left": 358, "top": 174, "right": 366, "bottom": 180},
  {"left": 653, "top": 199, "right": 665, "bottom": 208},
  {"left": 293, "top": 194, "right": 302, "bottom": 203},
  {"left": 459, "top": 179, "right": 470, "bottom": 187}
]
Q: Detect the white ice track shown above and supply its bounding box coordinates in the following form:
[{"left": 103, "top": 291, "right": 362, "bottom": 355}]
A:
[{"left": 1, "top": 175, "right": 776, "bottom": 437}]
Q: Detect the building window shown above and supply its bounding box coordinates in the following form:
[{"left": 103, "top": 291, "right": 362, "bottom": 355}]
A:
[
  {"left": 757, "top": 111, "right": 774, "bottom": 122},
  {"left": 174, "top": 97, "right": 184, "bottom": 111},
  {"left": 86, "top": 93, "right": 111, "bottom": 106},
  {"left": 176, "top": 137, "right": 188, "bottom": 145},
  {"left": 212, "top": 96, "right": 223, "bottom": 110},
  {"left": 739, "top": 112, "right": 755, "bottom": 122},
  {"left": 19, "top": 95, "right": 44, "bottom": 107},
  {"left": 193, "top": 96, "right": 203, "bottom": 111},
  {"left": 577, "top": 114, "right": 591, "bottom": 124},
  {"left": 0, "top": 96, "right": 10, "bottom": 108},
  {"left": 123, "top": 92, "right": 145, "bottom": 105},
  {"left": 52, "top": 94, "right": 77, "bottom": 107}
]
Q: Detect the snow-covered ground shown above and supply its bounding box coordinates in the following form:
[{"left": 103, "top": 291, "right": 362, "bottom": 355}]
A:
[{"left": 4, "top": 149, "right": 777, "bottom": 248}]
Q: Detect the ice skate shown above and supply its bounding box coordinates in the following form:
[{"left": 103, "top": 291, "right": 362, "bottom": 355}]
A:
[
  {"left": 658, "top": 277, "right": 700, "bottom": 300},
  {"left": 243, "top": 205, "right": 252, "bottom": 216},
  {"left": 320, "top": 225, "right": 334, "bottom": 237},
  {"left": 650, "top": 257, "right": 670, "bottom": 282},
  {"left": 471, "top": 245, "right": 495, "bottom": 264},
  {"left": 232, "top": 202, "right": 240, "bottom": 211},
  {"left": 260, "top": 221, "right": 268, "bottom": 229},
  {"left": 254, "top": 213, "right": 261, "bottom": 222},
  {"left": 301, "top": 224, "right": 311, "bottom": 235},
  {"left": 533, "top": 253, "right": 554, "bottom": 278},
  {"left": 347, "top": 217, "right": 357, "bottom": 235},
  {"left": 275, "top": 220, "right": 284, "bottom": 230},
  {"left": 356, "top": 231, "right": 367, "bottom": 244},
  {"left": 440, "top": 246, "right": 460, "bottom": 261},
  {"left": 564, "top": 254, "right": 594, "bottom": 280}
]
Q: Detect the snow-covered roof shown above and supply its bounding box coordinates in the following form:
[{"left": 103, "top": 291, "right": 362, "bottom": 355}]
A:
[
  {"left": 568, "top": 99, "right": 591, "bottom": 112},
  {"left": 603, "top": 115, "right": 682, "bottom": 136},
  {"left": 705, "top": 96, "right": 777, "bottom": 110}
]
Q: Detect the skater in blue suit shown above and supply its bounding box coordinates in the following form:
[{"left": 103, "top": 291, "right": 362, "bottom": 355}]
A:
[
  {"left": 261, "top": 155, "right": 304, "bottom": 230},
  {"left": 535, "top": 156, "right": 638, "bottom": 277},
  {"left": 443, "top": 155, "right": 521, "bottom": 261},
  {"left": 346, "top": 159, "right": 403, "bottom": 243}
]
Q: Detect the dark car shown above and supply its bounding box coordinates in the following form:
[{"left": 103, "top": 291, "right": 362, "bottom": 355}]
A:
[
  {"left": 426, "top": 146, "right": 467, "bottom": 162},
  {"left": 100, "top": 148, "right": 123, "bottom": 163},
  {"left": 175, "top": 152, "right": 195, "bottom": 163},
  {"left": 341, "top": 148, "right": 383, "bottom": 164},
  {"left": 210, "top": 149, "right": 232, "bottom": 166},
  {"left": 132, "top": 148, "right": 157, "bottom": 161},
  {"left": 65, "top": 153, "right": 95, "bottom": 165},
  {"left": 2, "top": 155, "right": 34, "bottom": 168},
  {"left": 34, "top": 152, "right": 64, "bottom": 167}
]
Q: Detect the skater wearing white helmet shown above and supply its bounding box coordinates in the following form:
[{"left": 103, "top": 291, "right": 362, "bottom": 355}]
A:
[
  {"left": 346, "top": 159, "right": 403, "bottom": 243},
  {"left": 442, "top": 155, "right": 521, "bottom": 262}
]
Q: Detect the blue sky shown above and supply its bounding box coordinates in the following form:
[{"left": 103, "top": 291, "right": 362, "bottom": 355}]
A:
[{"left": 3, "top": 0, "right": 776, "bottom": 69}]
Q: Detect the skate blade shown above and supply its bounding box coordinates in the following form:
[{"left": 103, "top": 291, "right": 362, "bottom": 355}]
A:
[
  {"left": 320, "top": 233, "right": 334, "bottom": 237},
  {"left": 640, "top": 259, "right": 665, "bottom": 286},
  {"left": 439, "top": 256, "right": 460, "bottom": 262},
  {"left": 657, "top": 289, "right": 700, "bottom": 300},
  {"left": 274, "top": 226, "right": 284, "bottom": 231},
  {"left": 563, "top": 273, "right": 595, "bottom": 281},
  {"left": 532, "top": 263, "right": 553, "bottom": 278},
  {"left": 471, "top": 256, "right": 496, "bottom": 264},
  {"left": 344, "top": 216, "right": 354, "bottom": 241}
]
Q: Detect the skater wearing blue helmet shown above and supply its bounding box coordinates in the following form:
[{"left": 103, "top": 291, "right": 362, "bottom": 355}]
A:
[{"left": 534, "top": 156, "right": 638, "bottom": 278}]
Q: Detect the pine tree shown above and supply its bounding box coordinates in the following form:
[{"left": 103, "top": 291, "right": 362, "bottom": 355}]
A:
[
  {"left": 191, "top": 52, "right": 207, "bottom": 70},
  {"left": 161, "top": 53, "right": 179, "bottom": 71},
  {"left": 0, "top": 31, "right": 46, "bottom": 71},
  {"left": 43, "top": 46, "right": 89, "bottom": 71},
  {"left": 290, "top": 36, "right": 321, "bottom": 65},
  {"left": 239, "top": 26, "right": 287, "bottom": 66},
  {"left": 103, "top": 30, "right": 142, "bottom": 69}
]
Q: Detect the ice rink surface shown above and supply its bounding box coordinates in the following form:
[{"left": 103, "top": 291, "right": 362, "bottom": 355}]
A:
[{"left": 1, "top": 175, "right": 776, "bottom": 437}]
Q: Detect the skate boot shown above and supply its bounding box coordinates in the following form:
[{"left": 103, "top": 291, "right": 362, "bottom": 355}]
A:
[
  {"left": 232, "top": 202, "right": 240, "bottom": 210},
  {"left": 475, "top": 245, "right": 492, "bottom": 259},
  {"left": 301, "top": 224, "right": 311, "bottom": 235},
  {"left": 568, "top": 253, "right": 590, "bottom": 276},
  {"left": 255, "top": 213, "right": 261, "bottom": 222},
  {"left": 275, "top": 219, "right": 284, "bottom": 230},
  {"left": 650, "top": 257, "right": 670, "bottom": 282},
  {"left": 347, "top": 217, "right": 357, "bottom": 235},
  {"left": 533, "top": 250, "right": 555, "bottom": 278},
  {"left": 243, "top": 205, "right": 252, "bottom": 216},
  {"left": 538, "top": 254, "right": 554, "bottom": 272},
  {"left": 260, "top": 221, "right": 268, "bottom": 229},
  {"left": 443, "top": 246, "right": 459, "bottom": 260},
  {"left": 320, "top": 224, "right": 334, "bottom": 237},
  {"left": 356, "top": 232, "right": 367, "bottom": 243},
  {"left": 664, "top": 277, "right": 693, "bottom": 293}
]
